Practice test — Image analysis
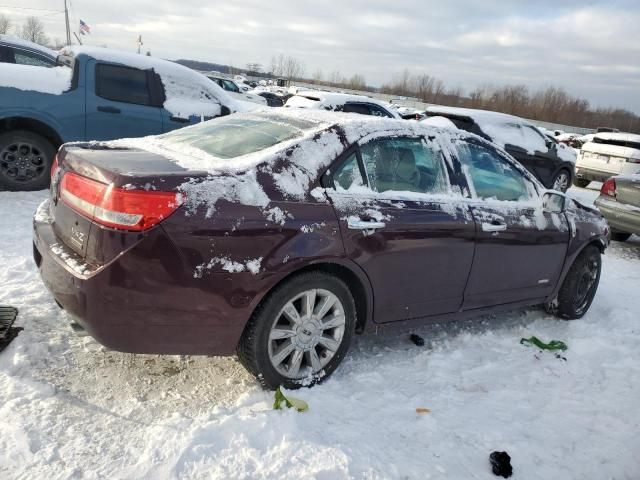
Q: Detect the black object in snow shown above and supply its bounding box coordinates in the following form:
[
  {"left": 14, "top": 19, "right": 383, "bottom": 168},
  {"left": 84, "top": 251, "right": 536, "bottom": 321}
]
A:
[
  {"left": 489, "top": 451, "right": 513, "bottom": 478},
  {"left": 0, "top": 306, "right": 21, "bottom": 353},
  {"left": 409, "top": 334, "right": 425, "bottom": 346}
]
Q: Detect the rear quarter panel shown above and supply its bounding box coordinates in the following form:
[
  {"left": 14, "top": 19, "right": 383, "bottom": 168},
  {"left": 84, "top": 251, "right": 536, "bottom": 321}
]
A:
[{"left": 160, "top": 198, "right": 346, "bottom": 332}]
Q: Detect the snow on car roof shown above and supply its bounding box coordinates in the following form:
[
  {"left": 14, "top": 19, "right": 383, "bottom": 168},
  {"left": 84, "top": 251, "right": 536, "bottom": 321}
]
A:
[
  {"left": 594, "top": 132, "right": 640, "bottom": 144},
  {"left": 286, "top": 90, "right": 400, "bottom": 118},
  {"left": 0, "top": 63, "right": 71, "bottom": 94},
  {"left": 426, "top": 105, "right": 551, "bottom": 155},
  {"left": 0, "top": 34, "right": 57, "bottom": 59},
  {"left": 60, "top": 46, "right": 238, "bottom": 117},
  {"left": 426, "top": 105, "right": 533, "bottom": 126}
]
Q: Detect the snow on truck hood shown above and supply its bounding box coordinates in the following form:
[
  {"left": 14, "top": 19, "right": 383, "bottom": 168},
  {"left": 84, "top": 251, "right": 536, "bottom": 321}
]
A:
[
  {"left": 59, "top": 46, "right": 239, "bottom": 117},
  {"left": 0, "top": 63, "right": 72, "bottom": 94}
]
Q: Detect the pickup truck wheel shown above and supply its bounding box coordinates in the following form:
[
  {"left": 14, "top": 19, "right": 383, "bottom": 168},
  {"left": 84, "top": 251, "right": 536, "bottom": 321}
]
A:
[
  {"left": 573, "top": 178, "right": 590, "bottom": 188},
  {"left": 555, "top": 245, "right": 601, "bottom": 320},
  {"left": 0, "top": 130, "right": 56, "bottom": 191},
  {"left": 237, "top": 272, "right": 356, "bottom": 390}
]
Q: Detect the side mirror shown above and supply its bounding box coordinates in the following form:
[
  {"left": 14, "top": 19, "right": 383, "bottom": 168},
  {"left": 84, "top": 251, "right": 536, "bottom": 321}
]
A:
[{"left": 543, "top": 191, "right": 566, "bottom": 213}]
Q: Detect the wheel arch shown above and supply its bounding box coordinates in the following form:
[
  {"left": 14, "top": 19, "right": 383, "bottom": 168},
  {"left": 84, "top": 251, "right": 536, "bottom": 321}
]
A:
[
  {"left": 0, "top": 117, "right": 63, "bottom": 150},
  {"left": 247, "top": 259, "right": 374, "bottom": 337}
]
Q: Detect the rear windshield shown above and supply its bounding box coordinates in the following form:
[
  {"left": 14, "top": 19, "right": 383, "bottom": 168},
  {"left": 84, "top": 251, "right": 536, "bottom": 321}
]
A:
[
  {"left": 156, "top": 115, "right": 317, "bottom": 159},
  {"left": 593, "top": 138, "right": 640, "bottom": 150}
]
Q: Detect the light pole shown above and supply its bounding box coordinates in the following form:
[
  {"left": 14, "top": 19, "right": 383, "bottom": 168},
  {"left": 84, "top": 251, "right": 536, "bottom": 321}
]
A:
[{"left": 64, "top": 0, "right": 71, "bottom": 45}]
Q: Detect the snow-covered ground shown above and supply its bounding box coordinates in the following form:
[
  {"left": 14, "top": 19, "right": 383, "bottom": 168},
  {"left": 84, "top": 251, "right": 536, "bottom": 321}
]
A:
[{"left": 1, "top": 185, "right": 638, "bottom": 479}]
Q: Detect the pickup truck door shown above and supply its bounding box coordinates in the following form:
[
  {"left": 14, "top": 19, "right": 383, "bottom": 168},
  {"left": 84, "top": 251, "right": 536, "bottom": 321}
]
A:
[{"left": 84, "top": 60, "right": 163, "bottom": 141}]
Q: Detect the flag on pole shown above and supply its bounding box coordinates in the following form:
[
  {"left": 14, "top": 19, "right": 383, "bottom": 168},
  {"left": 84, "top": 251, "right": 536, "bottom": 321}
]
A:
[{"left": 79, "top": 19, "right": 91, "bottom": 35}]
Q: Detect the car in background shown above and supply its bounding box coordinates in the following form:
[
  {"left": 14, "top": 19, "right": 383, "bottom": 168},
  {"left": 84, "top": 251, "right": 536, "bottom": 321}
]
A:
[
  {"left": 255, "top": 91, "right": 286, "bottom": 107},
  {"left": 423, "top": 106, "right": 577, "bottom": 192},
  {"left": 0, "top": 46, "right": 238, "bottom": 191},
  {"left": 33, "top": 110, "right": 608, "bottom": 390},
  {"left": 285, "top": 91, "right": 401, "bottom": 119},
  {"left": 595, "top": 173, "right": 640, "bottom": 241},
  {"left": 574, "top": 133, "right": 640, "bottom": 188},
  {"left": 207, "top": 74, "right": 267, "bottom": 105},
  {"left": 0, "top": 35, "right": 57, "bottom": 67}
]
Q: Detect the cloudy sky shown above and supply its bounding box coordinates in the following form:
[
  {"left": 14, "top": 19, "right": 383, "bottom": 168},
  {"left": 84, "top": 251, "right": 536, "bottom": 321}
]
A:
[{"left": 3, "top": 0, "right": 639, "bottom": 112}]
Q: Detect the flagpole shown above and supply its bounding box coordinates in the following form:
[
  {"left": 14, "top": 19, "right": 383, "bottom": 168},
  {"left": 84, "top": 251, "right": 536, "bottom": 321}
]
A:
[{"left": 64, "top": 0, "right": 71, "bottom": 45}]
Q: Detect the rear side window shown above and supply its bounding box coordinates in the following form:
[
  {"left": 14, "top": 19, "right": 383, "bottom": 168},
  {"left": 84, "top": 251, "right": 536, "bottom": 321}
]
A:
[
  {"left": 456, "top": 141, "right": 530, "bottom": 201},
  {"left": 360, "top": 137, "right": 449, "bottom": 194},
  {"left": 333, "top": 152, "right": 365, "bottom": 191},
  {"left": 96, "top": 64, "right": 151, "bottom": 105},
  {"left": 343, "top": 103, "right": 371, "bottom": 116},
  {"left": 14, "top": 50, "right": 55, "bottom": 67}
]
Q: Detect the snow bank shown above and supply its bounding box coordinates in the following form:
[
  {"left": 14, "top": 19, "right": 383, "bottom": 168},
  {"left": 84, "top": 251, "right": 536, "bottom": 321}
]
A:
[
  {"left": 0, "top": 64, "right": 71, "bottom": 94},
  {"left": 61, "top": 46, "right": 238, "bottom": 117}
]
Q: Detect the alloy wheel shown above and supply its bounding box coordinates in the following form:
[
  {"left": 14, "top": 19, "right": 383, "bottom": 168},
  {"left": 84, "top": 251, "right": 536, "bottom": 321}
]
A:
[
  {"left": 553, "top": 171, "right": 570, "bottom": 192},
  {"left": 0, "top": 142, "right": 47, "bottom": 184},
  {"left": 268, "top": 288, "right": 346, "bottom": 379},
  {"left": 575, "top": 257, "right": 599, "bottom": 314}
]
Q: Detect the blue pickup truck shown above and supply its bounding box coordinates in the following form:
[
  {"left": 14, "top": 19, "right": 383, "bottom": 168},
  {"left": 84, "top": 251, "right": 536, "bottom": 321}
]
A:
[{"left": 0, "top": 46, "right": 237, "bottom": 191}]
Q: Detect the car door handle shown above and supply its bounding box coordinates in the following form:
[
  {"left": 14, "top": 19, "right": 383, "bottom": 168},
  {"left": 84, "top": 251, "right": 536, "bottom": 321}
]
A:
[
  {"left": 481, "top": 221, "right": 507, "bottom": 232},
  {"left": 97, "top": 106, "right": 121, "bottom": 114},
  {"left": 170, "top": 115, "right": 191, "bottom": 123},
  {"left": 347, "top": 218, "right": 385, "bottom": 236}
]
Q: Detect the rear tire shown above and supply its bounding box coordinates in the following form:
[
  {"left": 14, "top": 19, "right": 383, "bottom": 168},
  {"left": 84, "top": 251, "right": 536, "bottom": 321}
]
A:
[
  {"left": 611, "top": 231, "right": 631, "bottom": 242},
  {"left": 237, "top": 272, "right": 356, "bottom": 390},
  {"left": 0, "top": 130, "right": 56, "bottom": 191},
  {"left": 573, "top": 178, "right": 590, "bottom": 189},
  {"left": 555, "top": 245, "right": 601, "bottom": 320}
]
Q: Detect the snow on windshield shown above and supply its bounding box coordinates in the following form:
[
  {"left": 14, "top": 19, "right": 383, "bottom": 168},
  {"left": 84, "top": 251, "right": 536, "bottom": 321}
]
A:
[{"left": 0, "top": 64, "right": 71, "bottom": 95}]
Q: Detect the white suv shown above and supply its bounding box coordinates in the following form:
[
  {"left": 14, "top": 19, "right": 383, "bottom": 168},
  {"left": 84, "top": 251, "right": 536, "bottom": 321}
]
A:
[{"left": 575, "top": 133, "right": 640, "bottom": 187}]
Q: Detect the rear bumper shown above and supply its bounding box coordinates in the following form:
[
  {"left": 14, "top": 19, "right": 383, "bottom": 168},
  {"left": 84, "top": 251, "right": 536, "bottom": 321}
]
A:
[
  {"left": 33, "top": 211, "right": 251, "bottom": 356},
  {"left": 575, "top": 166, "right": 615, "bottom": 183},
  {"left": 594, "top": 196, "right": 640, "bottom": 235}
]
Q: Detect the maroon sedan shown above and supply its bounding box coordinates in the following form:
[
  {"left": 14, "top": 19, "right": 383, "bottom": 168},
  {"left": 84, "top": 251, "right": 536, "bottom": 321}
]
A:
[{"left": 33, "top": 110, "right": 609, "bottom": 389}]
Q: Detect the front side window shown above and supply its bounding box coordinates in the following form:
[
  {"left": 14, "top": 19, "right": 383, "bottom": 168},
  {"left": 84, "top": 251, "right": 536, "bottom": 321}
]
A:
[
  {"left": 96, "top": 64, "right": 151, "bottom": 105},
  {"left": 360, "top": 137, "right": 449, "bottom": 194},
  {"left": 221, "top": 79, "right": 240, "bottom": 93},
  {"left": 456, "top": 141, "right": 531, "bottom": 201},
  {"left": 367, "top": 104, "right": 393, "bottom": 118}
]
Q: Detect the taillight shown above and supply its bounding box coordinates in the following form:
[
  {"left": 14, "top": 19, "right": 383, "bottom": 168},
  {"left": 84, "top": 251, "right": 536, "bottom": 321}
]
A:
[
  {"left": 601, "top": 178, "right": 616, "bottom": 198},
  {"left": 50, "top": 154, "right": 59, "bottom": 178},
  {"left": 60, "top": 172, "right": 183, "bottom": 231}
]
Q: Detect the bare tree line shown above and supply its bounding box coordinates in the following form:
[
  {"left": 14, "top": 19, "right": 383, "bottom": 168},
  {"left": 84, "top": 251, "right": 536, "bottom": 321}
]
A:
[
  {"left": 0, "top": 14, "right": 51, "bottom": 46},
  {"left": 313, "top": 67, "right": 639, "bottom": 133}
]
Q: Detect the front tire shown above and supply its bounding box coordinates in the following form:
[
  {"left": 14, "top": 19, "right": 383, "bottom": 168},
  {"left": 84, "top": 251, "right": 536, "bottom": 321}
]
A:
[
  {"left": 0, "top": 130, "right": 56, "bottom": 191},
  {"left": 555, "top": 245, "right": 602, "bottom": 319},
  {"left": 237, "top": 272, "right": 356, "bottom": 390}
]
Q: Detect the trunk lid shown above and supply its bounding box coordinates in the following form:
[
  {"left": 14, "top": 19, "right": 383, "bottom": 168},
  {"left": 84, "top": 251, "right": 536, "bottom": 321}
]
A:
[
  {"left": 614, "top": 175, "right": 640, "bottom": 208},
  {"left": 50, "top": 145, "right": 207, "bottom": 262}
]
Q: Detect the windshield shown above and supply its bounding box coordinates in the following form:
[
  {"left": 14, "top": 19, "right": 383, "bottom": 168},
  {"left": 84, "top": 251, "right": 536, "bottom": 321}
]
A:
[{"left": 156, "top": 114, "right": 317, "bottom": 159}]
